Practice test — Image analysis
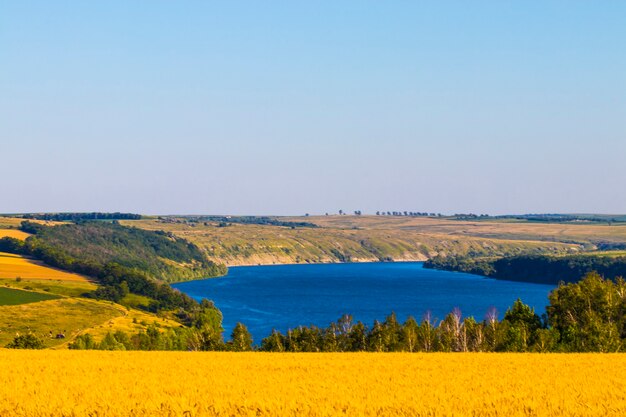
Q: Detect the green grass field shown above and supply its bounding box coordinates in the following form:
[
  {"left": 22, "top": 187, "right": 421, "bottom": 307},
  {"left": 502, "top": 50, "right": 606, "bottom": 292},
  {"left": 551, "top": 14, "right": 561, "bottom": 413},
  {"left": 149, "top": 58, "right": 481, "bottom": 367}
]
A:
[{"left": 0, "top": 287, "right": 60, "bottom": 306}]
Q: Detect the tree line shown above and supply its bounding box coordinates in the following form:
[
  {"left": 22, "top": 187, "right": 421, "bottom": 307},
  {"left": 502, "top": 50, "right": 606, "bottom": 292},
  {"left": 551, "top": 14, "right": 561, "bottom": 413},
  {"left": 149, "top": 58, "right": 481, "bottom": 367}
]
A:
[
  {"left": 161, "top": 216, "right": 319, "bottom": 228},
  {"left": 21, "top": 212, "right": 142, "bottom": 221},
  {"left": 375, "top": 211, "right": 444, "bottom": 217},
  {"left": 425, "top": 253, "right": 626, "bottom": 285}
]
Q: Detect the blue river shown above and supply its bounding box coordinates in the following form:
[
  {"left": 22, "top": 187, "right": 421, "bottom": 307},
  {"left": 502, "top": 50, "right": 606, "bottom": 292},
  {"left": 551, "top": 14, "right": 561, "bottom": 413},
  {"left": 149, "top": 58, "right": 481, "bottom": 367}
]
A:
[{"left": 172, "top": 262, "right": 554, "bottom": 343}]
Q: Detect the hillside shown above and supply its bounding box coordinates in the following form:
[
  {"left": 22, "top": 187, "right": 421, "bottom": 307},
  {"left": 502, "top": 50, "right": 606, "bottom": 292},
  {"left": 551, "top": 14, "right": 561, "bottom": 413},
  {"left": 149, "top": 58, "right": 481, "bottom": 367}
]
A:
[
  {"left": 0, "top": 220, "right": 225, "bottom": 348},
  {"left": 121, "top": 215, "right": 589, "bottom": 266},
  {"left": 19, "top": 221, "right": 226, "bottom": 282},
  {"left": 0, "top": 252, "right": 181, "bottom": 349}
]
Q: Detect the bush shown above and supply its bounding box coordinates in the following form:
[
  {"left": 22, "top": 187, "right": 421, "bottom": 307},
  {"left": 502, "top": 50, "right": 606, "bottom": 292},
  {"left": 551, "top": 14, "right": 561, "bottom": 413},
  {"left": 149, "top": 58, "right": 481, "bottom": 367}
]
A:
[{"left": 6, "top": 334, "right": 45, "bottom": 349}]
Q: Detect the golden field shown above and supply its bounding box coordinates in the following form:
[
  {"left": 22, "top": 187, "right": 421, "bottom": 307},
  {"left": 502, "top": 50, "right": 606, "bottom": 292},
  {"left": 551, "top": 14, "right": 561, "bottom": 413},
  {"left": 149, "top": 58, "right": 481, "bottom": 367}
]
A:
[
  {"left": 1, "top": 351, "right": 625, "bottom": 417},
  {"left": 0, "top": 216, "right": 64, "bottom": 228},
  {"left": 0, "top": 228, "right": 30, "bottom": 240},
  {"left": 0, "top": 251, "right": 88, "bottom": 281}
]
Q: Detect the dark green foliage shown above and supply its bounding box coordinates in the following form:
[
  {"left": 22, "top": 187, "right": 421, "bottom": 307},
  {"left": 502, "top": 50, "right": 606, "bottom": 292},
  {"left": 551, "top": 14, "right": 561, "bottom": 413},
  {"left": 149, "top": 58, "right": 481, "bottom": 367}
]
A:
[
  {"left": 176, "top": 216, "right": 318, "bottom": 228},
  {"left": 547, "top": 272, "right": 625, "bottom": 352},
  {"left": 19, "top": 221, "right": 226, "bottom": 282},
  {"left": 228, "top": 323, "right": 253, "bottom": 351},
  {"left": 93, "top": 282, "right": 129, "bottom": 303},
  {"left": 424, "top": 255, "right": 496, "bottom": 277},
  {"left": 6, "top": 333, "right": 46, "bottom": 349},
  {"left": 69, "top": 334, "right": 98, "bottom": 350},
  {"left": 499, "top": 299, "right": 543, "bottom": 352},
  {"left": 22, "top": 212, "right": 142, "bottom": 221},
  {"left": 0, "top": 237, "right": 26, "bottom": 254},
  {"left": 18, "top": 222, "right": 46, "bottom": 234},
  {"left": 425, "top": 254, "right": 626, "bottom": 285},
  {"left": 260, "top": 330, "right": 286, "bottom": 352}
]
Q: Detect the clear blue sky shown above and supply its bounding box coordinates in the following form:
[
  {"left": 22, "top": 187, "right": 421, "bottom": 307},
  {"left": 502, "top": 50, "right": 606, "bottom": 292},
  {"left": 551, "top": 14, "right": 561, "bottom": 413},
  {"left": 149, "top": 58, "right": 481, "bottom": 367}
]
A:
[{"left": 1, "top": 1, "right": 625, "bottom": 215}]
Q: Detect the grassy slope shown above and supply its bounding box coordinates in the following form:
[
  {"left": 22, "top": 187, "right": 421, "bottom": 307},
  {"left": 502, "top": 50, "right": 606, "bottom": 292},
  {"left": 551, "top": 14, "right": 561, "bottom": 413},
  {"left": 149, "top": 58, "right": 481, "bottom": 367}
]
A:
[
  {"left": 122, "top": 216, "right": 587, "bottom": 266},
  {"left": 25, "top": 221, "right": 225, "bottom": 282}
]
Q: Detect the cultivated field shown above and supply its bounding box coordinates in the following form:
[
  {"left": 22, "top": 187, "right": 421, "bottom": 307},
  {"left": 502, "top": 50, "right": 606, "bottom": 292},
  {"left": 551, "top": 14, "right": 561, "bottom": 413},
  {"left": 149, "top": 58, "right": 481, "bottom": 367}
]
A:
[
  {"left": 0, "top": 216, "right": 63, "bottom": 229},
  {"left": 0, "top": 287, "right": 59, "bottom": 306},
  {"left": 123, "top": 216, "right": 583, "bottom": 266},
  {"left": 0, "top": 229, "right": 30, "bottom": 240},
  {"left": 1, "top": 351, "right": 625, "bottom": 416},
  {"left": 295, "top": 215, "right": 626, "bottom": 245},
  {"left": 0, "top": 251, "right": 89, "bottom": 282}
]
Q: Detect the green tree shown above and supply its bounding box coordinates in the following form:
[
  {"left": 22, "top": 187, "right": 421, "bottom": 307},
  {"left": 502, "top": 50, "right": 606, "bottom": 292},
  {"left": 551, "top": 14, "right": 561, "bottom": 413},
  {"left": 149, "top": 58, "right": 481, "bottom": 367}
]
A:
[
  {"left": 500, "top": 299, "right": 542, "bottom": 352},
  {"left": 322, "top": 323, "right": 340, "bottom": 352},
  {"left": 260, "top": 330, "right": 285, "bottom": 352},
  {"left": 381, "top": 312, "right": 402, "bottom": 351},
  {"left": 463, "top": 317, "right": 484, "bottom": 352},
  {"left": 482, "top": 307, "right": 499, "bottom": 352},
  {"left": 400, "top": 316, "right": 419, "bottom": 352},
  {"left": 548, "top": 272, "right": 624, "bottom": 352},
  {"left": 417, "top": 312, "right": 436, "bottom": 352},
  {"left": 367, "top": 320, "right": 385, "bottom": 352},
  {"left": 99, "top": 332, "right": 127, "bottom": 350},
  {"left": 348, "top": 321, "right": 368, "bottom": 351},
  {"left": 229, "top": 322, "right": 253, "bottom": 351},
  {"left": 6, "top": 333, "right": 45, "bottom": 349},
  {"left": 531, "top": 328, "right": 560, "bottom": 352},
  {"left": 69, "top": 334, "right": 98, "bottom": 350}
]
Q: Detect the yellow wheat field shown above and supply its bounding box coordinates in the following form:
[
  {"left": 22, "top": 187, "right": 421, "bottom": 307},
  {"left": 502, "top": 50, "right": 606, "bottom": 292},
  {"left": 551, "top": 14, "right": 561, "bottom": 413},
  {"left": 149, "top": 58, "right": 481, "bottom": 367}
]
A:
[
  {"left": 0, "top": 229, "right": 30, "bottom": 240},
  {"left": 0, "top": 252, "right": 88, "bottom": 281},
  {"left": 1, "top": 351, "right": 625, "bottom": 416}
]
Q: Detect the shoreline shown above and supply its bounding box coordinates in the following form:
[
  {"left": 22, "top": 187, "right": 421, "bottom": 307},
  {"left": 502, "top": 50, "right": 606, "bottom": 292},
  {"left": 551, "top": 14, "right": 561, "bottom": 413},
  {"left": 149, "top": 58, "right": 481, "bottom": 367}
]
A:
[
  {"left": 225, "top": 258, "right": 428, "bottom": 268},
  {"left": 219, "top": 255, "right": 429, "bottom": 268}
]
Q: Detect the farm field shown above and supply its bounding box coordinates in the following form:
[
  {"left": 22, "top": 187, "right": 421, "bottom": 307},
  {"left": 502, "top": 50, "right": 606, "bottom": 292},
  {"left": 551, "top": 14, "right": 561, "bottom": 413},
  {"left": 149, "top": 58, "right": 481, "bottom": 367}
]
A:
[
  {"left": 0, "top": 228, "right": 30, "bottom": 240},
  {"left": 0, "top": 216, "right": 63, "bottom": 229},
  {"left": 0, "top": 287, "right": 59, "bottom": 306},
  {"left": 294, "top": 215, "right": 626, "bottom": 245},
  {"left": 1, "top": 351, "right": 625, "bottom": 417},
  {"left": 0, "top": 276, "right": 96, "bottom": 297},
  {"left": 0, "top": 251, "right": 90, "bottom": 282},
  {"left": 122, "top": 216, "right": 583, "bottom": 266}
]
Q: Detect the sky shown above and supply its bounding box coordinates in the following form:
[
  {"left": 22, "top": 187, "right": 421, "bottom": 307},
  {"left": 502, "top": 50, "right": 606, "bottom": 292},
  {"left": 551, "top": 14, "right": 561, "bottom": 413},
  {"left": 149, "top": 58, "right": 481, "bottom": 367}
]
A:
[{"left": 1, "top": 1, "right": 625, "bottom": 215}]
